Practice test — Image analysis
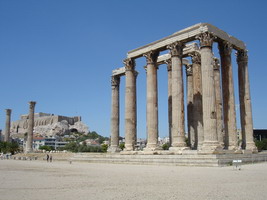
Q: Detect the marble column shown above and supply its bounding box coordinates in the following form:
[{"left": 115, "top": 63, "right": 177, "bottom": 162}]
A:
[
  {"left": 4, "top": 109, "right": 12, "bottom": 142},
  {"left": 167, "top": 42, "right": 187, "bottom": 149},
  {"left": 124, "top": 58, "right": 137, "bottom": 151},
  {"left": 166, "top": 59, "right": 172, "bottom": 145},
  {"left": 186, "top": 64, "right": 194, "bottom": 148},
  {"left": 143, "top": 50, "right": 160, "bottom": 150},
  {"left": 190, "top": 52, "right": 203, "bottom": 150},
  {"left": 213, "top": 58, "right": 225, "bottom": 148},
  {"left": 218, "top": 41, "right": 238, "bottom": 150},
  {"left": 197, "top": 32, "right": 221, "bottom": 152},
  {"left": 236, "top": 50, "right": 257, "bottom": 152},
  {"left": 109, "top": 75, "right": 121, "bottom": 152},
  {"left": 26, "top": 101, "right": 36, "bottom": 153}
]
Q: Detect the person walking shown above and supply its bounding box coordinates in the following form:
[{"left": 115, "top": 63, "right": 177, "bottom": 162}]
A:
[{"left": 46, "top": 154, "right": 49, "bottom": 162}]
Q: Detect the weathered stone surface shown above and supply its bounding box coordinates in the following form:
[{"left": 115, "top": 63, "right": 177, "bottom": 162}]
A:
[
  {"left": 127, "top": 23, "right": 246, "bottom": 59},
  {"left": 111, "top": 23, "right": 256, "bottom": 154},
  {"left": 69, "top": 121, "right": 89, "bottom": 134},
  {"left": 33, "top": 121, "right": 88, "bottom": 137},
  {"left": 168, "top": 42, "right": 187, "bottom": 149},
  {"left": 198, "top": 33, "right": 221, "bottom": 152},
  {"left": 26, "top": 101, "right": 36, "bottom": 153},
  {"left": 124, "top": 58, "right": 137, "bottom": 151},
  {"left": 11, "top": 112, "right": 81, "bottom": 135},
  {"left": 10, "top": 112, "right": 88, "bottom": 138},
  {"left": 144, "top": 50, "right": 160, "bottom": 151},
  {"left": 4, "top": 109, "right": 12, "bottom": 142}
]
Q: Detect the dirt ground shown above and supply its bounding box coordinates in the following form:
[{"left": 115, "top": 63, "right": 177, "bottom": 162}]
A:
[{"left": 0, "top": 159, "right": 267, "bottom": 200}]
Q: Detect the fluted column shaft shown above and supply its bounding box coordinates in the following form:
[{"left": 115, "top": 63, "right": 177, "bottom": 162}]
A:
[
  {"left": 109, "top": 75, "right": 121, "bottom": 152},
  {"left": 237, "top": 50, "right": 257, "bottom": 152},
  {"left": 197, "top": 33, "right": 220, "bottom": 151},
  {"left": 213, "top": 58, "right": 224, "bottom": 148},
  {"left": 4, "top": 109, "right": 12, "bottom": 142},
  {"left": 144, "top": 50, "right": 159, "bottom": 150},
  {"left": 26, "top": 101, "right": 36, "bottom": 153},
  {"left": 186, "top": 65, "right": 194, "bottom": 148},
  {"left": 124, "top": 58, "right": 137, "bottom": 151},
  {"left": 166, "top": 60, "right": 172, "bottom": 145},
  {"left": 168, "top": 42, "right": 187, "bottom": 148},
  {"left": 190, "top": 53, "right": 203, "bottom": 150},
  {"left": 219, "top": 42, "right": 238, "bottom": 150}
]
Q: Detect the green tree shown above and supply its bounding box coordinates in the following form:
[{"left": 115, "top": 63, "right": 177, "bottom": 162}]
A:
[
  {"left": 39, "top": 145, "right": 54, "bottom": 151},
  {"left": 255, "top": 139, "right": 267, "bottom": 152},
  {"left": 64, "top": 142, "right": 79, "bottom": 152},
  {"left": 162, "top": 143, "right": 170, "bottom": 150},
  {"left": 0, "top": 141, "right": 19, "bottom": 154},
  {"left": 119, "top": 143, "right": 125, "bottom": 150},
  {"left": 101, "top": 144, "right": 108, "bottom": 152}
]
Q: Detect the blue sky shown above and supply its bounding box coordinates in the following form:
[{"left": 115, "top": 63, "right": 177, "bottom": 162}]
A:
[{"left": 0, "top": 0, "right": 266, "bottom": 138}]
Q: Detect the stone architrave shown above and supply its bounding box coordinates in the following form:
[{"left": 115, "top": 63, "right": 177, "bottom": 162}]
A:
[
  {"left": 236, "top": 50, "right": 257, "bottom": 152},
  {"left": 218, "top": 41, "right": 238, "bottom": 150},
  {"left": 26, "top": 101, "right": 36, "bottom": 153},
  {"left": 167, "top": 42, "right": 187, "bottom": 150},
  {"left": 213, "top": 58, "right": 225, "bottom": 148},
  {"left": 124, "top": 58, "right": 137, "bottom": 151},
  {"left": 185, "top": 64, "right": 194, "bottom": 148},
  {"left": 166, "top": 59, "right": 172, "bottom": 145},
  {"left": 197, "top": 32, "right": 221, "bottom": 152},
  {"left": 143, "top": 50, "right": 160, "bottom": 151},
  {"left": 189, "top": 52, "right": 203, "bottom": 150},
  {"left": 4, "top": 109, "right": 12, "bottom": 142},
  {"left": 108, "top": 75, "right": 121, "bottom": 152}
]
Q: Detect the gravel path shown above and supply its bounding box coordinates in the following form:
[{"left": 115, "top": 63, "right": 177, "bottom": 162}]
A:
[{"left": 0, "top": 160, "right": 267, "bottom": 200}]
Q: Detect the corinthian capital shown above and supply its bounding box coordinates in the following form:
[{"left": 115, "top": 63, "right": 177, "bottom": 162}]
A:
[
  {"left": 218, "top": 41, "right": 232, "bottom": 56},
  {"left": 189, "top": 52, "right": 201, "bottom": 64},
  {"left": 196, "top": 32, "right": 216, "bottom": 48},
  {"left": 143, "top": 50, "right": 159, "bottom": 64},
  {"left": 167, "top": 42, "right": 184, "bottom": 57},
  {"left": 111, "top": 76, "right": 120, "bottom": 87},
  {"left": 236, "top": 49, "right": 248, "bottom": 64},
  {"left": 124, "top": 58, "right": 135, "bottom": 71}
]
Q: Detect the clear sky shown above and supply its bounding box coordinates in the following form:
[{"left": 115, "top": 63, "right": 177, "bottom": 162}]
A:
[{"left": 1, "top": 0, "right": 266, "bottom": 138}]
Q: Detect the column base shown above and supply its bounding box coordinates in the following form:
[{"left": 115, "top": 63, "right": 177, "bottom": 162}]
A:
[
  {"left": 107, "top": 146, "right": 121, "bottom": 153},
  {"left": 197, "top": 143, "right": 203, "bottom": 151},
  {"left": 198, "top": 141, "right": 223, "bottom": 154},
  {"left": 124, "top": 144, "right": 134, "bottom": 151},
  {"left": 24, "top": 148, "right": 33, "bottom": 154},
  {"left": 169, "top": 146, "right": 190, "bottom": 154},
  {"left": 227, "top": 145, "right": 240, "bottom": 151},
  {"left": 246, "top": 142, "right": 258, "bottom": 153},
  {"left": 242, "top": 149, "right": 253, "bottom": 154},
  {"left": 143, "top": 144, "right": 162, "bottom": 152}
]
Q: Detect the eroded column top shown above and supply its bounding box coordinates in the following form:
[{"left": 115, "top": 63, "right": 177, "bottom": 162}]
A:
[
  {"left": 5, "top": 109, "right": 12, "bottom": 115},
  {"left": 29, "top": 101, "right": 36, "bottom": 109}
]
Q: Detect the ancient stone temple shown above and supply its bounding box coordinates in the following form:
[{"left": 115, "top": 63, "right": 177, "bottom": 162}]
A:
[
  {"left": 109, "top": 23, "right": 257, "bottom": 154},
  {"left": 10, "top": 112, "right": 88, "bottom": 137}
]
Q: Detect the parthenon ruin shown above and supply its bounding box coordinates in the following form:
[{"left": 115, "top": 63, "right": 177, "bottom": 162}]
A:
[{"left": 109, "top": 23, "right": 257, "bottom": 154}]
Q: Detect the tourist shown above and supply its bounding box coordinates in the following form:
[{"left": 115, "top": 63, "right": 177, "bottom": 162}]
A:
[
  {"left": 50, "top": 155, "right": 52, "bottom": 162},
  {"left": 46, "top": 154, "right": 49, "bottom": 162}
]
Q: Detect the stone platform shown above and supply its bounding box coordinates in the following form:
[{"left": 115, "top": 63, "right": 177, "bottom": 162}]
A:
[{"left": 71, "top": 151, "right": 267, "bottom": 167}]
